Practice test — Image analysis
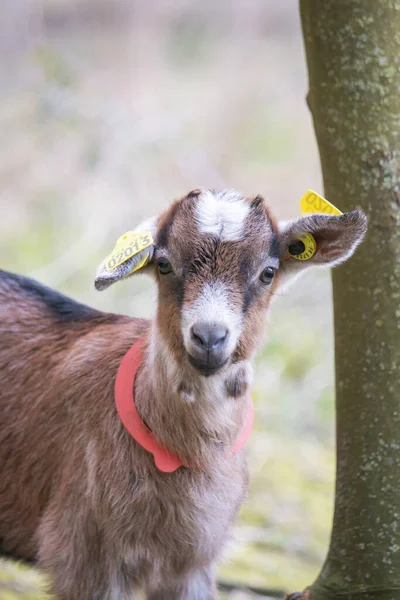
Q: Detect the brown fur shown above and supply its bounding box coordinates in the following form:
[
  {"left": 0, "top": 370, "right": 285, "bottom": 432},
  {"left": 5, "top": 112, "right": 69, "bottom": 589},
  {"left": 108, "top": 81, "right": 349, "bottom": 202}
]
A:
[{"left": 0, "top": 270, "right": 248, "bottom": 600}]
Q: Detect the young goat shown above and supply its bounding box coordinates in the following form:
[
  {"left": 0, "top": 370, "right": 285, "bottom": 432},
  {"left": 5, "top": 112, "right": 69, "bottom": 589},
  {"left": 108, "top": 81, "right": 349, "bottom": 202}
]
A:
[{"left": 0, "top": 189, "right": 367, "bottom": 599}]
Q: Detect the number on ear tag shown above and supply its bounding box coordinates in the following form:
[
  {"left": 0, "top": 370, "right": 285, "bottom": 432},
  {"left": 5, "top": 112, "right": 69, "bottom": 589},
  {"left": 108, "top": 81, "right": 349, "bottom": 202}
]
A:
[
  {"left": 104, "top": 232, "right": 154, "bottom": 272},
  {"left": 300, "top": 190, "right": 343, "bottom": 216}
]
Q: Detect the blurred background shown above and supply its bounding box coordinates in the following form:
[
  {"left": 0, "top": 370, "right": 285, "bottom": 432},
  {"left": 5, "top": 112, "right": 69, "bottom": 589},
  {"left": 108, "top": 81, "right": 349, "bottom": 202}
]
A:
[{"left": 0, "top": 1, "right": 335, "bottom": 598}]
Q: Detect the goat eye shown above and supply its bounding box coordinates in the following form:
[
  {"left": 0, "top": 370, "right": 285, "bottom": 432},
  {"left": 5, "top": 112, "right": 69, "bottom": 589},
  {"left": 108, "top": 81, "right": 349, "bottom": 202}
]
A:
[
  {"left": 157, "top": 259, "right": 173, "bottom": 275},
  {"left": 260, "top": 267, "right": 275, "bottom": 284}
]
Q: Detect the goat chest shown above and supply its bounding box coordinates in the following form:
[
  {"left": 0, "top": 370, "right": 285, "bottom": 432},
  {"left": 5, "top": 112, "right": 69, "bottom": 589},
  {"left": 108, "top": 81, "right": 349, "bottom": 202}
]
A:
[{"left": 100, "top": 450, "right": 249, "bottom": 588}]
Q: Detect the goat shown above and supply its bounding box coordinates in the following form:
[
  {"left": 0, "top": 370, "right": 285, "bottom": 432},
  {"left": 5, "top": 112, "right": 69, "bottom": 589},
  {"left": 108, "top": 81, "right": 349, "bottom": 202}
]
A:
[{"left": 0, "top": 188, "right": 367, "bottom": 599}]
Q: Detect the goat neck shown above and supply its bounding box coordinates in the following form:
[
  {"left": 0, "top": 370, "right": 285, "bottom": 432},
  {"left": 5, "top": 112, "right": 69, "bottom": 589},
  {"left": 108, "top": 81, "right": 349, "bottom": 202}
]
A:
[{"left": 134, "top": 324, "right": 252, "bottom": 470}]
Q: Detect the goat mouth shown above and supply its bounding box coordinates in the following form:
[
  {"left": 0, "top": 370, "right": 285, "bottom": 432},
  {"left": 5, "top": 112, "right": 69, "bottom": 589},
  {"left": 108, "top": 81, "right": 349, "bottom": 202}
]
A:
[{"left": 187, "top": 354, "right": 229, "bottom": 377}]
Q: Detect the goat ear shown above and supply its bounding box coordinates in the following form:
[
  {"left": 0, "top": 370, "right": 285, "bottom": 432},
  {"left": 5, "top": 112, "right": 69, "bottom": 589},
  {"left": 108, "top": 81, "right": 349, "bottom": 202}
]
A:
[
  {"left": 279, "top": 210, "right": 367, "bottom": 280},
  {"left": 94, "top": 217, "right": 158, "bottom": 291}
]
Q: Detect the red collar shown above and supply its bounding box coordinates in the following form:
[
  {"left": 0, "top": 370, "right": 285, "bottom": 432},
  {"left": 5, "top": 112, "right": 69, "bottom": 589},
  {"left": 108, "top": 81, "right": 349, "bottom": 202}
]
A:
[{"left": 115, "top": 338, "right": 254, "bottom": 473}]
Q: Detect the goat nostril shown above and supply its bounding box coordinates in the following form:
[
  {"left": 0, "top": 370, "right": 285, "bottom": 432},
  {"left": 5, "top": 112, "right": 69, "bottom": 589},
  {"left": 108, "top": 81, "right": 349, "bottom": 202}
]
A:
[
  {"left": 191, "top": 326, "right": 206, "bottom": 347},
  {"left": 191, "top": 324, "right": 229, "bottom": 350},
  {"left": 212, "top": 328, "right": 228, "bottom": 348}
]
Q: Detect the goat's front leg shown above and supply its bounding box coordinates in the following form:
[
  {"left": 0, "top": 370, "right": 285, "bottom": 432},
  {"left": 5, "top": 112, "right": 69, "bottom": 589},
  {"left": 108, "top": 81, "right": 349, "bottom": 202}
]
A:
[
  {"left": 147, "top": 568, "right": 217, "bottom": 600},
  {"left": 38, "top": 503, "right": 138, "bottom": 600}
]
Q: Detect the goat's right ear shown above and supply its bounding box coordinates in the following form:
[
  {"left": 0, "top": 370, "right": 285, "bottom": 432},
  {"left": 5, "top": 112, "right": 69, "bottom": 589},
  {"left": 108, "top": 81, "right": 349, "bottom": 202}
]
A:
[
  {"left": 94, "top": 217, "right": 158, "bottom": 291},
  {"left": 278, "top": 210, "right": 367, "bottom": 283}
]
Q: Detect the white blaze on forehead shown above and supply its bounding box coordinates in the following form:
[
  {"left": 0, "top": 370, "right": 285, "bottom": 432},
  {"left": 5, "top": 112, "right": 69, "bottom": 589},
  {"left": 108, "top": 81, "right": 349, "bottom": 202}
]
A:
[
  {"left": 195, "top": 189, "right": 250, "bottom": 241},
  {"left": 182, "top": 280, "right": 242, "bottom": 356}
]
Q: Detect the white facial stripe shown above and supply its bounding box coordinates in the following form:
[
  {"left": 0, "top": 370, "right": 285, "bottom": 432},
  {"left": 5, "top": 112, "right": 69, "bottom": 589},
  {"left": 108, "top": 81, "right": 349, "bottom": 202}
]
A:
[
  {"left": 195, "top": 190, "right": 250, "bottom": 242},
  {"left": 182, "top": 281, "right": 242, "bottom": 355}
]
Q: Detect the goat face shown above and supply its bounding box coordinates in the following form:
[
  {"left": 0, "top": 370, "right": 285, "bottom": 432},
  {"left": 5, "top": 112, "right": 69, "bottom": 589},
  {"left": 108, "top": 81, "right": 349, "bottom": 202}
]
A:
[
  {"left": 96, "top": 188, "right": 367, "bottom": 378},
  {"left": 150, "top": 189, "right": 281, "bottom": 375}
]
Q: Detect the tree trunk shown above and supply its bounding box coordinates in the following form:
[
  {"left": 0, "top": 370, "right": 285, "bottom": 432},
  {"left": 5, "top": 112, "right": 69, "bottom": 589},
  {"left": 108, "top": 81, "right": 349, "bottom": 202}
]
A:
[{"left": 293, "top": 2, "right": 400, "bottom": 599}]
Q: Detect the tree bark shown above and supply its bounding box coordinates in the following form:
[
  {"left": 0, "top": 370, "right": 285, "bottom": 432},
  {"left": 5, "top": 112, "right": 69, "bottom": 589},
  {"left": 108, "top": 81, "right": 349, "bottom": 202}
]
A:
[{"left": 294, "top": 2, "right": 400, "bottom": 599}]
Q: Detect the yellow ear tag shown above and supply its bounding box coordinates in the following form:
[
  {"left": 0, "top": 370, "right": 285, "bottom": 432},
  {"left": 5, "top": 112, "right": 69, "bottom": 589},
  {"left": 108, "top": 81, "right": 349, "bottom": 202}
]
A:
[
  {"left": 289, "top": 233, "right": 317, "bottom": 261},
  {"left": 104, "top": 232, "right": 154, "bottom": 272},
  {"left": 289, "top": 190, "right": 343, "bottom": 261},
  {"left": 300, "top": 189, "right": 343, "bottom": 216}
]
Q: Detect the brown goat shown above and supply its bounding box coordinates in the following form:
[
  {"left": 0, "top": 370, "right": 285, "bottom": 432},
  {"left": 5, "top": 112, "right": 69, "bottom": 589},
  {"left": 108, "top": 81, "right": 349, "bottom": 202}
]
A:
[{"left": 0, "top": 189, "right": 367, "bottom": 599}]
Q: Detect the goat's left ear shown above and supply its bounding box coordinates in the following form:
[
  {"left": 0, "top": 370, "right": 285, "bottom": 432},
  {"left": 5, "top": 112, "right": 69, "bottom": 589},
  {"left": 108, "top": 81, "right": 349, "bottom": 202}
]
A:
[
  {"left": 279, "top": 210, "right": 367, "bottom": 278},
  {"left": 94, "top": 217, "right": 158, "bottom": 291}
]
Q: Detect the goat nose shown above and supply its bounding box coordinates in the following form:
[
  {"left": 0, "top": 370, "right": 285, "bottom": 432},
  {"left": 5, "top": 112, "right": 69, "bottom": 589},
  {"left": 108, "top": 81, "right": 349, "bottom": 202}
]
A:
[{"left": 191, "top": 323, "right": 229, "bottom": 350}]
